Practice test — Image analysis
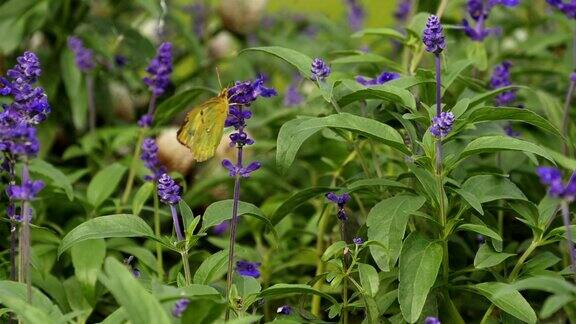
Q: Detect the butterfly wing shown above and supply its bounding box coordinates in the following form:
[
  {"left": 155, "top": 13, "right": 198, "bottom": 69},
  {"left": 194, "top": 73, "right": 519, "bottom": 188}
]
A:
[{"left": 177, "top": 90, "right": 229, "bottom": 162}]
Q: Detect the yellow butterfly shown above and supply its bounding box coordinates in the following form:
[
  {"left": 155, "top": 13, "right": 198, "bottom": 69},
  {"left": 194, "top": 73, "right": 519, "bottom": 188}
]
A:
[{"left": 176, "top": 89, "right": 229, "bottom": 162}]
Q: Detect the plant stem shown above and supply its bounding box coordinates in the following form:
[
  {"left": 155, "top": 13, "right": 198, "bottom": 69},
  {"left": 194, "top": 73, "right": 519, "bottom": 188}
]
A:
[
  {"left": 225, "top": 144, "right": 244, "bottom": 321},
  {"left": 153, "top": 188, "right": 164, "bottom": 281},
  {"left": 169, "top": 204, "right": 184, "bottom": 241},
  {"left": 119, "top": 129, "right": 145, "bottom": 212},
  {"left": 560, "top": 201, "right": 576, "bottom": 277},
  {"left": 311, "top": 206, "right": 330, "bottom": 316},
  {"left": 342, "top": 278, "right": 349, "bottom": 324},
  {"left": 181, "top": 250, "right": 191, "bottom": 286},
  {"left": 562, "top": 80, "right": 576, "bottom": 155},
  {"left": 10, "top": 220, "right": 17, "bottom": 281},
  {"left": 19, "top": 163, "right": 32, "bottom": 302},
  {"left": 86, "top": 75, "right": 96, "bottom": 132}
]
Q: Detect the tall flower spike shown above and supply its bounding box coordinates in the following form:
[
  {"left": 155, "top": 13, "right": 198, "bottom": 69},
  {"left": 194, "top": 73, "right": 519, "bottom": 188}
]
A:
[
  {"left": 157, "top": 173, "right": 181, "bottom": 205},
  {"left": 141, "top": 138, "right": 167, "bottom": 181},
  {"left": 490, "top": 61, "right": 516, "bottom": 106},
  {"left": 537, "top": 167, "right": 576, "bottom": 201},
  {"left": 430, "top": 111, "right": 455, "bottom": 138},
  {"left": 6, "top": 179, "right": 44, "bottom": 201},
  {"left": 67, "top": 36, "right": 96, "bottom": 72},
  {"left": 311, "top": 58, "right": 331, "bottom": 81},
  {"left": 462, "top": 0, "right": 519, "bottom": 41},
  {"left": 423, "top": 15, "right": 446, "bottom": 54},
  {"left": 143, "top": 42, "right": 173, "bottom": 96}
]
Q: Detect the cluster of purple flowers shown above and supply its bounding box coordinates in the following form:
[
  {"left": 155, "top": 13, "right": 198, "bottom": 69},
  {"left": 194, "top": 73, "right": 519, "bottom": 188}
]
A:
[
  {"left": 157, "top": 173, "right": 181, "bottom": 205},
  {"left": 326, "top": 192, "right": 351, "bottom": 221},
  {"left": 356, "top": 71, "right": 400, "bottom": 86},
  {"left": 430, "top": 112, "right": 455, "bottom": 138},
  {"left": 283, "top": 75, "right": 304, "bottom": 107},
  {"left": 462, "top": 0, "right": 519, "bottom": 41},
  {"left": 536, "top": 167, "right": 576, "bottom": 201},
  {"left": 141, "top": 138, "right": 167, "bottom": 181},
  {"left": 143, "top": 42, "right": 173, "bottom": 97},
  {"left": 0, "top": 52, "right": 50, "bottom": 221},
  {"left": 311, "top": 58, "right": 331, "bottom": 81},
  {"left": 172, "top": 298, "right": 190, "bottom": 317},
  {"left": 547, "top": 0, "right": 576, "bottom": 18},
  {"left": 345, "top": 0, "right": 365, "bottom": 32},
  {"left": 490, "top": 61, "right": 517, "bottom": 106},
  {"left": 67, "top": 36, "right": 96, "bottom": 72},
  {"left": 395, "top": 0, "right": 412, "bottom": 21},
  {"left": 236, "top": 260, "right": 261, "bottom": 278},
  {"left": 423, "top": 15, "right": 446, "bottom": 55}
]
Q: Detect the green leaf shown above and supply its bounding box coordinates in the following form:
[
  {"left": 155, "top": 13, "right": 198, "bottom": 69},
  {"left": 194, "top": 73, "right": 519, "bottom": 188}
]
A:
[
  {"left": 337, "top": 85, "right": 416, "bottom": 111},
  {"left": 259, "top": 283, "right": 338, "bottom": 305},
  {"left": 59, "top": 215, "right": 154, "bottom": 255},
  {"left": 474, "top": 244, "right": 515, "bottom": 269},
  {"left": 453, "top": 188, "right": 483, "bottom": 215},
  {"left": 86, "top": 163, "right": 127, "bottom": 208},
  {"left": 153, "top": 87, "right": 215, "bottom": 127},
  {"left": 541, "top": 294, "right": 574, "bottom": 319},
  {"left": 132, "top": 182, "right": 153, "bottom": 216},
  {"left": 367, "top": 195, "right": 426, "bottom": 271},
  {"left": 469, "top": 86, "right": 524, "bottom": 107},
  {"left": 351, "top": 27, "right": 406, "bottom": 41},
  {"left": 461, "top": 175, "right": 527, "bottom": 203},
  {"left": 29, "top": 159, "right": 74, "bottom": 201},
  {"left": 99, "top": 258, "right": 170, "bottom": 324},
  {"left": 473, "top": 282, "right": 537, "bottom": 324},
  {"left": 454, "top": 136, "right": 555, "bottom": 167},
  {"left": 200, "top": 200, "right": 275, "bottom": 236},
  {"left": 331, "top": 53, "right": 401, "bottom": 71},
  {"left": 276, "top": 113, "right": 408, "bottom": 172},
  {"left": 242, "top": 46, "right": 313, "bottom": 78},
  {"left": 0, "top": 281, "right": 64, "bottom": 323},
  {"left": 321, "top": 241, "right": 346, "bottom": 261},
  {"left": 512, "top": 276, "right": 576, "bottom": 295},
  {"left": 346, "top": 178, "right": 410, "bottom": 193},
  {"left": 443, "top": 59, "right": 473, "bottom": 94},
  {"left": 71, "top": 239, "right": 106, "bottom": 298},
  {"left": 193, "top": 250, "right": 228, "bottom": 285},
  {"left": 271, "top": 186, "right": 335, "bottom": 225},
  {"left": 457, "top": 224, "right": 503, "bottom": 243},
  {"left": 398, "top": 233, "right": 443, "bottom": 323},
  {"left": 358, "top": 263, "right": 379, "bottom": 297},
  {"left": 61, "top": 48, "right": 88, "bottom": 131}
]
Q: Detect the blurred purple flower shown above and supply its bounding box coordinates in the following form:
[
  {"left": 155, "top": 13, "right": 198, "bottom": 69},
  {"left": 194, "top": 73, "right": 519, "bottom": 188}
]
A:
[
  {"left": 395, "top": 0, "right": 412, "bottom": 21},
  {"left": 213, "top": 220, "right": 230, "bottom": 235},
  {"left": 490, "top": 61, "right": 517, "bottom": 106},
  {"left": 547, "top": 0, "right": 576, "bottom": 18},
  {"left": 326, "top": 192, "right": 351, "bottom": 221},
  {"left": 68, "top": 36, "right": 96, "bottom": 72},
  {"left": 425, "top": 317, "right": 441, "bottom": 324},
  {"left": 143, "top": 42, "right": 173, "bottom": 96},
  {"left": 423, "top": 15, "right": 446, "bottom": 54},
  {"left": 345, "top": 0, "right": 365, "bottom": 31},
  {"left": 6, "top": 179, "right": 44, "bottom": 201},
  {"left": 430, "top": 111, "right": 455, "bottom": 138},
  {"left": 463, "top": 0, "right": 520, "bottom": 41},
  {"left": 172, "top": 298, "right": 190, "bottom": 317},
  {"left": 537, "top": 167, "right": 576, "bottom": 201},
  {"left": 356, "top": 71, "right": 400, "bottom": 86},
  {"left": 503, "top": 123, "right": 521, "bottom": 137},
  {"left": 284, "top": 76, "right": 303, "bottom": 107},
  {"left": 311, "top": 58, "right": 331, "bottom": 81},
  {"left": 141, "top": 138, "right": 167, "bottom": 181},
  {"left": 236, "top": 260, "right": 261, "bottom": 278}
]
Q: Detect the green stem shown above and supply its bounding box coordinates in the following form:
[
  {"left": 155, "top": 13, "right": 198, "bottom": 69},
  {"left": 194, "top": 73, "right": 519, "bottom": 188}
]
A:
[
  {"left": 342, "top": 278, "right": 349, "bottom": 324},
  {"left": 181, "top": 250, "right": 191, "bottom": 286},
  {"left": 119, "top": 129, "right": 145, "bottom": 213},
  {"left": 311, "top": 206, "right": 330, "bottom": 317},
  {"left": 153, "top": 189, "right": 164, "bottom": 281}
]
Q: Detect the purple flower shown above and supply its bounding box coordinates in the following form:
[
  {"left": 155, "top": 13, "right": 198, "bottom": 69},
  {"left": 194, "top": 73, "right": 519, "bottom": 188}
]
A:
[
  {"left": 537, "top": 167, "right": 576, "bottom": 201},
  {"left": 143, "top": 42, "right": 173, "bottom": 96},
  {"left": 236, "top": 260, "right": 261, "bottom": 278},
  {"left": 283, "top": 76, "right": 303, "bottom": 107},
  {"left": 476, "top": 235, "right": 485, "bottom": 245},
  {"left": 189, "top": 3, "right": 208, "bottom": 38},
  {"left": 229, "top": 131, "right": 255, "bottom": 147},
  {"left": 157, "top": 173, "right": 181, "bottom": 205},
  {"left": 213, "top": 220, "right": 230, "bottom": 235},
  {"left": 490, "top": 61, "right": 516, "bottom": 106},
  {"left": 571, "top": 72, "right": 576, "bottom": 82},
  {"left": 425, "top": 317, "right": 441, "bottom": 324},
  {"left": 228, "top": 75, "right": 277, "bottom": 107},
  {"left": 0, "top": 125, "right": 40, "bottom": 157},
  {"left": 141, "top": 138, "right": 167, "bottom": 181},
  {"left": 503, "top": 123, "right": 521, "bottom": 137},
  {"left": 423, "top": 15, "right": 446, "bottom": 54},
  {"left": 547, "top": 0, "right": 576, "bottom": 18},
  {"left": 172, "top": 298, "right": 190, "bottom": 317},
  {"left": 356, "top": 71, "right": 400, "bottom": 86},
  {"left": 353, "top": 237, "right": 363, "bottom": 245},
  {"left": 430, "top": 111, "right": 455, "bottom": 138},
  {"left": 395, "top": 0, "right": 412, "bottom": 21},
  {"left": 276, "top": 305, "right": 292, "bottom": 315},
  {"left": 6, "top": 179, "right": 44, "bottom": 201},
  {"left": 222, "top": 159, "right": 261, "bottom": 177},
  {"left": 345, "top": 0, "right": 365, "bottom": 32},
  {"left": 68, "top": 36, "right": 95, "bottom": 72},
  {"left": 311, "top": 58, "right": 331, "bottom": 81},
  {"left": 114, "top": 55, "right": 128, "bottom": 68},
  {"left": 463, "top": 0, "right": 520, "bottom": 41},
  {"left": 326, "top": 192, "right": 351, "bottom": 221},
  {"left": 137, "top": 113, "right": 153, "bottom": 128}
]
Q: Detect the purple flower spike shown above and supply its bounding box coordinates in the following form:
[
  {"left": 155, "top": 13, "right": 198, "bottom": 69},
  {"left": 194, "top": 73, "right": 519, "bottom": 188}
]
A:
[
  {"left": 464, "top": 0, "right": 520, "bottom": 41},
  {"left": 6, "top": 179, "right": 44, "bottom": 201},
  {"left": 276, "top": 305, "right": 293, "bottom": 315},
  {"left": 353, "top": 237, "right": 363, "bottom": 245},
  {"left": 172, "top": 298, "right": 190, "bottom": 317},
  {"left": 138, "top": 113, "right": 153, "bottom": 128},
  {"left": 537, "top": 167, "right": 576, "bottom": 201},
  {"left": 68, "top": 36, "right": 96, "bottom": 72},
  {"left": 547, "top": 0, "right": 576, "bottom": 18},
  {"left": 222, "top": 159, "right": 261, "bottom": 177},
  {"left": 345, "top": 0, "right": 365, "bottom": 32},
  {"left": 236, "top": 260, "right": 261, "bottom": 278},
  {"left": 423, "top": 15, "right": 446, "bottom": 54},
  {"left": 311, "top": 58, "right": 331, "bottom": 81},
  {"left": 157, "top": 173, "right": 181, "bottom": 205},
  {"left": 425, "top": 317, "right": 441, "bottom": 324},
  {"left": 430, "top": 111, "right": 455, "bottom": 138},
  {"left": 143, "top": 42, "right": 173, "bottom": 96},
  {"left": 228, "top": 75, "right": 277, "bottom": 107},
  {"left": 356, "top": 71, "right": 400, "bottom": 86},
  {"left": 395, "top": 0, "right": 412, "bottom": 21},
  {"left": 141, "top": 138, "right": 167, "bottom": 181},
  {"left": 490, "top": 61, "right": 516, "bottom": 106},
  {"left": 326, "top": 192, "right": 351, "bottom": 221},
  {"left": 284, "top": 76, "right": 304, "bottom": 107}
]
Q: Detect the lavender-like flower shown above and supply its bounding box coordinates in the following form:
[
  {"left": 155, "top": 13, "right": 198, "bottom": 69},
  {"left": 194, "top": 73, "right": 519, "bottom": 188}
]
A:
[
  {"left": 547, "top": 0, "right": 576, "bottom": 18},
  {"left": 141, "top": 138, "right": 167, "bottom": 181},
  {"left": 283, "top": 76, "right": 304, "bottom": 107},
  {"left": 189, "top": 3, "right": 208, "bottom": 38},
  {"left": 213, "top": 220, "right": 230, "bottom": 235},
  {"left": 462, "top": 0, "right": 519, "bottom": 41},
  {"left": 157, "top": 173, "right": 181, "bottom": 205},
  {"left": 423, "top": 15, "right": 446, "bottom": 55},
  {"left": 137, "top": 113, "right": 153, "bottom": 128},
  {"left": 490, "top": 61, "right": 517, "bottom": 106},
  {"left": 236, "top": 260, "right": 261, "bottom": 278},
  {"left": 356, "top": 71, "right": 400, "bottom": 86},
  {"left": 326, "top": 192, "right": 351, "bottom": 221},
  {"left": 395, "top": 0, "right": 412, "bottom": 21},
  {"left": 345, "top": 0, "right": 365, "bottom": 32},
  {"left": 276, "top": 305, "right": 293, "bottom": 315},
  {"left": 311, "top": 58, "right": 331, "bottom": 81},
  {"left": 228, "top": 74, "right": 277, "bottom": 107},
  {"left": 430, "top": 112, "right": 455, "bottom": 138},
  {"left": 172, "top": 298, "right": 190, "bottom": 317},
  {"left": 425, "top": 317, "right": 441, "bottom": 324},
  {"left": 537, "top": 167, "right": 576, "bottom": 201},
  {"left": 143, "top": 42, "right": 173, "bottom": 97},
  {"left": 222, "top": 159, "right": 261, "bottom": 177},
  {"left": 67, "top": 36, "right": 96, "bottom": 72},
  {"left": 5, "top": 180, "right": 44, "bottom": 201},
  {"left": 353, "top": 237, "right": 363, "bottom": 245}
]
